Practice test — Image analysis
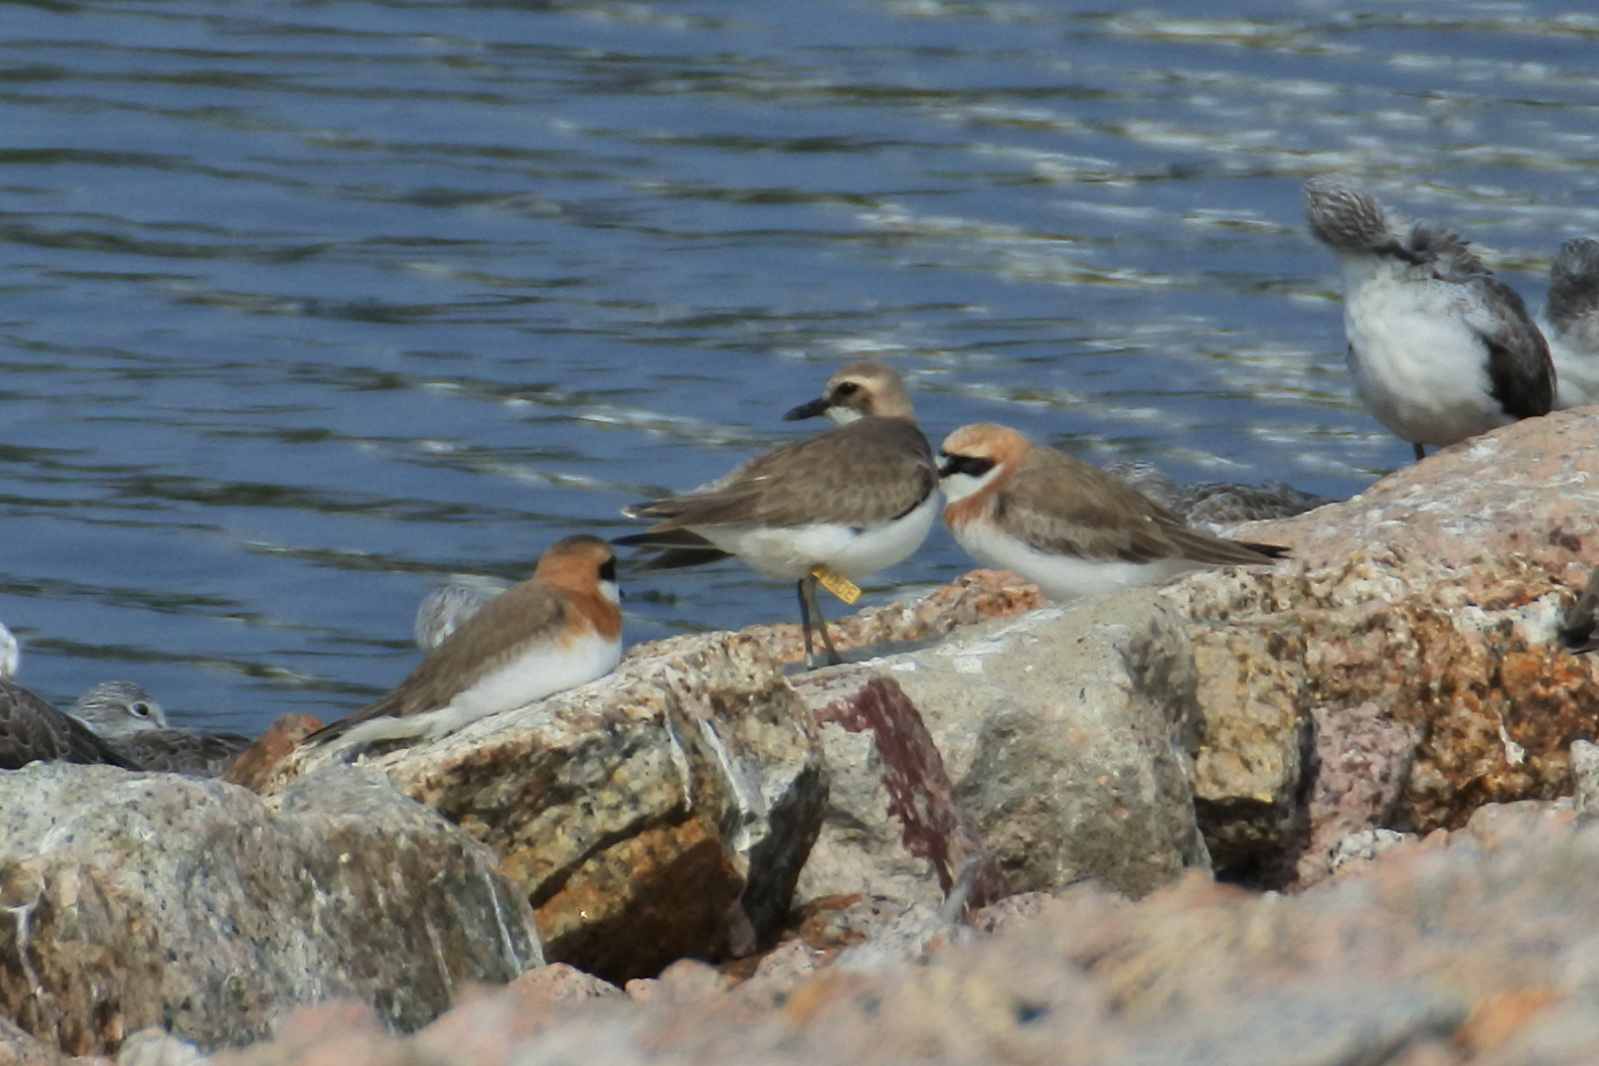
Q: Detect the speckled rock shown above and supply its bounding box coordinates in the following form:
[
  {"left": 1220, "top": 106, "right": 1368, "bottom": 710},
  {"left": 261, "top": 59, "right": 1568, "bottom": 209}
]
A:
[
  {"left": 0, "top": 765, "right": 539, "bottom": 1057},
  {"left": 164, "top": 801, "right": 1599, "bottom": 1066},
  {"left": 1165, "top": 406, "right": 1599, "bottom": 867},
  {"left": 271, "top": 632, "right": 827, "bottom": 984},
  {"left": 793, "top": 593, "right": 1212, "bottom": 905},
  {"left": 1188, "top": 627, "right": 1311, "bottom": 883}
]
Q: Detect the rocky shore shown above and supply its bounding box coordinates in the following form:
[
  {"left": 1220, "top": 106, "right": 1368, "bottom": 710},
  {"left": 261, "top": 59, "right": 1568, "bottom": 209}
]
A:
[{"left": 3, "top": 408, "right": 1598, "bottom": 1065}]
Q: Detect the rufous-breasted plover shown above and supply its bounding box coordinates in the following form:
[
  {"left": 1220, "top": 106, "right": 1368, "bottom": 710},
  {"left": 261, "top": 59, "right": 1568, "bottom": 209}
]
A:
[
  {"left": 304, "top": 534, "right": 623, "bottom": 755},
  {"left": 937, "top": 423, "right": 1286, "bottom": 600}
]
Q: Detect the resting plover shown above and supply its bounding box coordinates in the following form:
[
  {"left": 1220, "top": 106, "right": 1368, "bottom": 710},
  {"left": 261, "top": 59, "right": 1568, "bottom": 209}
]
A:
[
  {"left": 938, "top": 423, "right": 1286, "bottom": 599},
  {"left": 304, "top": 535, "right": 623, "bottom": 755}
]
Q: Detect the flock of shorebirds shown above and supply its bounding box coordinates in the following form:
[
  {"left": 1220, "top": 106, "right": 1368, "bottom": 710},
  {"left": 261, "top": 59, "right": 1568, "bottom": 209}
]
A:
[{"left": 1, "top": 176, "right": 1595, "bottom": 773}]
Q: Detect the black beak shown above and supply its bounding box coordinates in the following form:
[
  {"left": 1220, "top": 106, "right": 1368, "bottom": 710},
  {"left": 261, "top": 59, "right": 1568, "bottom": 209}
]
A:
[{"left": 783, "top": 397, "right": 830, "bottom": 421}]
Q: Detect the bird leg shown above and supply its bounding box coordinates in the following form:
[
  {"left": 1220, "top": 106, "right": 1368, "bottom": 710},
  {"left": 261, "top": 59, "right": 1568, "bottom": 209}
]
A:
[
  {"left": 796, "top": 576, "right": 842, "bottom": 669},
  {"left": 1412, "top": 442, "right": 1426, "bottom": 463}
]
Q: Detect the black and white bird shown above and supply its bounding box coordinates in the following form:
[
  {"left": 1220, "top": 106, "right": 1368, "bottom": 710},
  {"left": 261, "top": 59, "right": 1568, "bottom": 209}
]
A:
[{"left": 1304, "top": 176, "right": 1555, "bottom": 462}]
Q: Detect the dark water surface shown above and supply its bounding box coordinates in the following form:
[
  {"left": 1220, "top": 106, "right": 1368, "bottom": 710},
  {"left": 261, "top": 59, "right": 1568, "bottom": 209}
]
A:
[{"left": 2, "top": 0, "right": 1595, "bottom": 734}]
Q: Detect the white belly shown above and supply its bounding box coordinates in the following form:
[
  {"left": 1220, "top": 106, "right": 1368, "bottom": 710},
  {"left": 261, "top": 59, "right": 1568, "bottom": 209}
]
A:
[
  {"left": 692, "top": 492, "right": 938, "bottom": 582},
  {"left": 952, "top": 519, "right": 1197, "bottom": 601},
  {"left": 1543, "top": 316, "right": 1599, "bottom": 410},
  {"left": 338, "top": 630, "right": 622, "bottom": 750},
  {"left": 1342, "top": 262, "right": 1508, "bottom": 446}
]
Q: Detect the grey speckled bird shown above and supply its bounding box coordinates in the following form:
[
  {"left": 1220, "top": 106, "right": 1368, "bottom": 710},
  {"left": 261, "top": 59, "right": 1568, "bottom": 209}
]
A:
[
  {"left": 413, "top": 578, "right": 511, "bottom": 652},
  {"left": 1101, "top": 461, "right": 1332, "bottom": 534},
  {"left": 71, "top": 681, "right": 250, "bottom": 778}
]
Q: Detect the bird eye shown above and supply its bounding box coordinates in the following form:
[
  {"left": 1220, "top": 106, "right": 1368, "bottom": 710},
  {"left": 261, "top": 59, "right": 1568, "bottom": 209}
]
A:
[
  {"left": 834, "top": 381, "right": 860, "bottom": 396},
  {"left": 599, "top": 559, "right": 617, "bottom": 584},
  {"left": 132, "top": 702, "right": 153, "bottom": 718}
]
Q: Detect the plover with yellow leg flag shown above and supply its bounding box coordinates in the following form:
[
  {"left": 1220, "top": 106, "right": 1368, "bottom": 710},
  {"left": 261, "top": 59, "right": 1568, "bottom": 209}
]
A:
[
  {"left": 937, "top": 424, "right": 1286, "bottom": 600},
  {"left": 303, "top": 534, "right": 623, "bottom": 758},
  {"left": 614, "top": 362, "right": 938, "bottom": 669},
  {"left": 1304, "top": 176, "right": 1554, "bottom": 462}
]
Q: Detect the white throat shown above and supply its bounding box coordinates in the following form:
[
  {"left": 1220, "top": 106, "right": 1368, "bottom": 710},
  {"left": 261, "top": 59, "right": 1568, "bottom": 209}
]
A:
[
  {"left": 825, "top": 407, "right": 864, "bottom": 426},
  {"left": 939, "top": 464, "right": 1003, "bottom": 504}
]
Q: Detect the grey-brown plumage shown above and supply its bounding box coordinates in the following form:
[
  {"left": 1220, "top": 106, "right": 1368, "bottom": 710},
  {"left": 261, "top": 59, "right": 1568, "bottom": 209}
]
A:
[
  {"left": 939, "top": 424, "right": 1287, "bottom": 602},
  {"left": 618, "top": 417, "right": 936, "bottom": 541},
  {"left": 71, "top": 680, "right": 249, "bottom": 777},
  {"left": 614, "top": 362, "right": 939, "bottom": 668},
  {"left": 114, "top": 730, "right": 251, "bottom": 777},
  {"left": 987, "top": 450, "right": 1286, "bottom": 567},
  {"left": 0, "top": 679, "right": 143, "bottom": 771}
]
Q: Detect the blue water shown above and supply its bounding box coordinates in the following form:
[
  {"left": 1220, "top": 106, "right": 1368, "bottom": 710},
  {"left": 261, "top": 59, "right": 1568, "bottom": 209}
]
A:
[{"left": 1, "top": 0, "right": 1595, "bottom": 734}]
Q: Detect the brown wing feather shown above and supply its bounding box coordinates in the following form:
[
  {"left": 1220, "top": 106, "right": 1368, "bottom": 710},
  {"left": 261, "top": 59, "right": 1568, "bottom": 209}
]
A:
[
  {"left": 0, "top": 680, "right": 142, "bottom": 770},
  {"left": 996, "top": 449, "right": 1281, "bottom": 567},
  {"left": 627, "top": 418, "right": 935, "bottom": 532},
  {"left": 312, "top": 579, "right": 569, "bottom": 741}
]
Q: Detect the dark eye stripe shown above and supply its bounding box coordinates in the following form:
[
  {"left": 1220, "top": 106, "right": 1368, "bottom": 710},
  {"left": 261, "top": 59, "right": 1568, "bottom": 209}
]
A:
[
  {"left": 939, "top": 454, "right": 995, "bottom": 478},
  {"left": 599, "top": 558, "right": 618, "bottom": 584}
]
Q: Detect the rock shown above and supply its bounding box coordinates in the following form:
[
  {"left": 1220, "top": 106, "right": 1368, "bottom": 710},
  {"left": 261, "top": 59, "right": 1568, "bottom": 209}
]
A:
[
  {"left": 181, "top": 804, "right": 1599, "bottom": 1066},
  {"left": 1187, "top": 627, "right": 1311, "bottom": 884},
  {"left": 269, "top": 632, "right": 827, "bottom": 985},
  {"left": 221, "top": 714, "right": 323, "bottom": 791},
  {"left": 0, "top": 764, "right": 539, "bottom": 1056},
  {"left": 1148, "top": 408, "right": 1599, "bottom": 880},
  {"left": 794, "top": 673, "right": 1001, "bottom": 909},
  {"left": 794, "top": 592, "right": 1212, "bottom": 905},
  {"left": 0, "top": 1015, "right": 75, "bottom": 1066}
]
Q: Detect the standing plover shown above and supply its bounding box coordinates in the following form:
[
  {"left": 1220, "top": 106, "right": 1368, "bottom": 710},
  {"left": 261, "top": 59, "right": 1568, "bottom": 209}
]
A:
[
  {"left": 938, "top": 424, "right": 1285, "bottom": 600},
  {"left": 1541, "top": 237, "right": 1599, "bottom": 410},
  {"left": 614, "top": 362, "right": 938, "bottom": 668},
  {"left": 305, "top": 535, "right": 623, "bottom": 755},
  {"left": 1304, "top": 176, "right": 1555, "bottom": 461},
  {"left": 71, "top": 681, "right": 250, "bottom": 778}
]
